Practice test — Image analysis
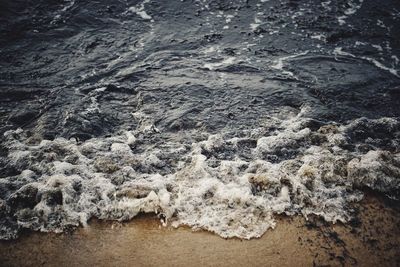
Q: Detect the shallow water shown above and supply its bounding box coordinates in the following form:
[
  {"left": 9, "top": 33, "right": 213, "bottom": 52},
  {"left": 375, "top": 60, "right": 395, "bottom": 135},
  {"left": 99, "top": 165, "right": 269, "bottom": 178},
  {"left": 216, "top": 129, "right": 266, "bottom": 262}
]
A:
[{"left": 0, "top": 0, "right": 399, "bottom": 240}]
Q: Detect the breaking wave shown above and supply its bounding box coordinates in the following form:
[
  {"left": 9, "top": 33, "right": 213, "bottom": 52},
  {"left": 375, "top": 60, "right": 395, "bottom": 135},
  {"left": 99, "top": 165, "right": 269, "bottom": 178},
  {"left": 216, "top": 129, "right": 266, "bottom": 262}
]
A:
[
  {"left": 1, "top": 0, "right": 400, "bottom": 240},
  {"left": 1, "top": 109, "right": 399, "bottom": 239}
]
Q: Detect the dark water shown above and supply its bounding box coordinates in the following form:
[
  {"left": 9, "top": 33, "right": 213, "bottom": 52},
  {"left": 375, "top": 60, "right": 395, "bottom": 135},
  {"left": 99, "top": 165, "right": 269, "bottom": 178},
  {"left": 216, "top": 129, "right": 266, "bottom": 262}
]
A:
[{"left": 0, "top": 0, "right": 399, "bottom": 239}]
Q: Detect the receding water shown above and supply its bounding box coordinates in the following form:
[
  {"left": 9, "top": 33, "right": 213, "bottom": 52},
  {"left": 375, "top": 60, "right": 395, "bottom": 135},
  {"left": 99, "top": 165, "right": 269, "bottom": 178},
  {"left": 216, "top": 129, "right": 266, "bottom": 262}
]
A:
[{"left": 0, "top": 0, "right": 399, "bottom": 240}]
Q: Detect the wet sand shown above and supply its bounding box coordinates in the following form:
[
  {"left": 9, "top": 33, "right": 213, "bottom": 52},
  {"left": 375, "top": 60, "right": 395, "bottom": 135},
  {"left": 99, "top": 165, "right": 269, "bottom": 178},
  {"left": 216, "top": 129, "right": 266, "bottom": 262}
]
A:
[{"left": 1, "top": 192, "right": 399, "bottom": 267}]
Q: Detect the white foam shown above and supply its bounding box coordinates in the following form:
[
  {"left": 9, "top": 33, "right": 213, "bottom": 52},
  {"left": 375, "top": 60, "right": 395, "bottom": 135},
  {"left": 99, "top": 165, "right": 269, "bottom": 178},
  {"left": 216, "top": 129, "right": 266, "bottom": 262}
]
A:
[
  {"left": 333, "top": 47, "right": 399, "bottom": 77},
  {"left": 129, "top": 0, "right": 153, "bottom": 21},
  {"left": 337, "top": 0, "right": 364, "bottom": 25},
  {"left": 203, "top": 57, "right": 235, "bottom": 70},
  {"left": 250, "top": 17, "right": 263, "bottom": 31},
  {"left": 310, "top": 34, "right": 326, "bottom": 41},
  {"left": 50, "top": 0, "right": 76, "bottom": 25},
  {"left": 2, "top": 111, "right": 400, "bottom": 240},
  {"left": 271, "top": 51, "right": 309, "bottom": 70},
  {"left": 225, "top": 14, "right": 234, "bottom": 23},
  {"left": 392, "top": 55, "right": 399, "bottom": 65},
  {"left": 361, "top": 57, "right": 398, "bottom": 77},
  {"left": 321, "top": 1, "right": 331, "bottom": 11}
]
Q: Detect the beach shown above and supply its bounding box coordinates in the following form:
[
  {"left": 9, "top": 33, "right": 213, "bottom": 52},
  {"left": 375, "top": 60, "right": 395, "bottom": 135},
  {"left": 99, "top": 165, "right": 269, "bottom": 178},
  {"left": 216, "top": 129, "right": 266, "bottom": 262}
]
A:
[
  {"left": 1, "top": 192, "right": 399, "bottom": 267},
  {"left": 1, "top": 1, "right": 400, "bottom": 265}
]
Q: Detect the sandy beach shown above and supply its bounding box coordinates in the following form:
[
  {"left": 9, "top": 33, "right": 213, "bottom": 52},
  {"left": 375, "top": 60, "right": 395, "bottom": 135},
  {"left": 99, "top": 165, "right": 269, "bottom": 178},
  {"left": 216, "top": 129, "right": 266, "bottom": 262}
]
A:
[
  {"left": 1, "top": 191, "right": 399, "bottom": 267},
  {"left": 1, "top": 1, "right": 400, "bottom": 266}
]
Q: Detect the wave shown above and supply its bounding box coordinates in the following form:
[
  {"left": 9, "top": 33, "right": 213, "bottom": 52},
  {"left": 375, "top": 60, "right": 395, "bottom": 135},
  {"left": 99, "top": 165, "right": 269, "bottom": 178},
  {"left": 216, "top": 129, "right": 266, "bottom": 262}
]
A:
[{"left": 1, "top": 108, "right": 399, "bottom": 240}]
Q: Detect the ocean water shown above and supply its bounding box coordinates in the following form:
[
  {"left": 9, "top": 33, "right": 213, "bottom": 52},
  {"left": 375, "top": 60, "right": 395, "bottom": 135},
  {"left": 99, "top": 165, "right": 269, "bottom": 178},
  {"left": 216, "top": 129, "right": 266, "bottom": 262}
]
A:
[{"left": 0, "top": 0, "right": 399, "bottom": 240}]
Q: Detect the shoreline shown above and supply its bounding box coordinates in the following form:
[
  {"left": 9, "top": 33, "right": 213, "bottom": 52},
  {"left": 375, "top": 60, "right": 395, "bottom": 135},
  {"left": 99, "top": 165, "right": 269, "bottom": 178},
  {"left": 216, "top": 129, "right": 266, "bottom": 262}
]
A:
[{"left": 1, "top": 192, "right": 399, "bottom": 267}]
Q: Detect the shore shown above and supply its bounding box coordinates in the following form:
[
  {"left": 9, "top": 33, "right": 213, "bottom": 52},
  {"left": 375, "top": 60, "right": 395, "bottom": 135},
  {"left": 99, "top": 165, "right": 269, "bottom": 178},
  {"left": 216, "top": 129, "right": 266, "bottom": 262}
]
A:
[{"left": 1, "top": 192, "right": 399, "bottom": 267}]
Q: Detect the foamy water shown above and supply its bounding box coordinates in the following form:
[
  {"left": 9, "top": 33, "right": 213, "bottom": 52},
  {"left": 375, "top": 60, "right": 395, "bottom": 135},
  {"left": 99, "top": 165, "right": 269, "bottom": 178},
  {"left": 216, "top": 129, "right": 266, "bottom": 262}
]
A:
[
  {"left": 1, "top": 109, "right": 399, "bottom": 239},
  {"left": 0, "top": 0, "right": 399, "bottom": 240}
]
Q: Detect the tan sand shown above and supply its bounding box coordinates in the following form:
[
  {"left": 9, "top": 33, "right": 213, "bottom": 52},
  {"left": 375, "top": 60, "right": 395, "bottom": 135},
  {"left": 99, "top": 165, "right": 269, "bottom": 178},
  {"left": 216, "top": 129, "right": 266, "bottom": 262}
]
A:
[{"left": 0, "top": 192, "right": 399, "bottom": 267}]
